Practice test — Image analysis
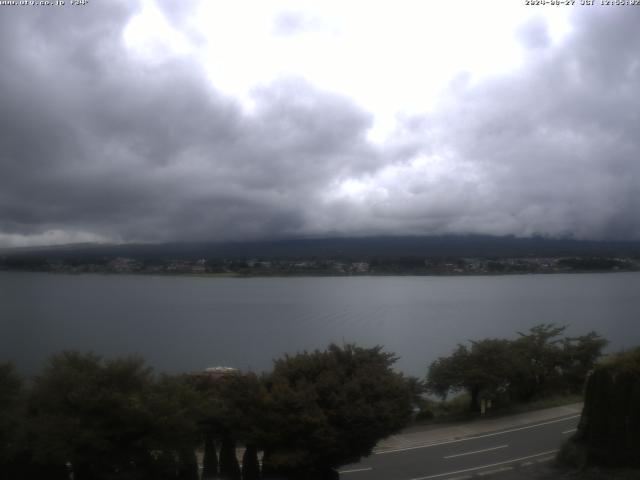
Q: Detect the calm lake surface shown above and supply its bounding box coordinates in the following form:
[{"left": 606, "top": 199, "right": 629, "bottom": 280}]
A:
[{"left": 1, "top": 271, "right": 639, "bottom": 376}]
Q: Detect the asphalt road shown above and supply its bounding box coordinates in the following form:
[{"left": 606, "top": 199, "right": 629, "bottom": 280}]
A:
[{"left": 339, "top": 414, "right": 580, "bottom": 480}]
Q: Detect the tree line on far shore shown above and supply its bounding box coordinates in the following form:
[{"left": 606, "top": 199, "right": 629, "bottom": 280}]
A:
[{"left": 0, "top": 324, "right": 608, "bottom": 480}]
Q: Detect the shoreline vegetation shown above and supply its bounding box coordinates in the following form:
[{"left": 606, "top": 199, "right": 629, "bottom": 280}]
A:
[
  {"left": 415, "top": 392, "right": 584, "bottom": 426},
  {"left": 1, "top": 254, "right": 639, "bottom": 277},
  {"left": 2, "top": 235, "right": 639, "bottom": 278},
  {"left": 1, "top": 344, "right": 413, "bottom": 480},
  {"left": 422, "top": 324, "right": 607, "bottom": 416},
  {"left": 1, "top": 327, "right": 612, "bottom": 479}
]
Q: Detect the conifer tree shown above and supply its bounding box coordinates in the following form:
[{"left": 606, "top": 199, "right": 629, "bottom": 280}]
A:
[
  {"left": 202, "top": 433, "right": 219, "bottom": 479},
  {"left": 219, "top": 434, "right": 241, "bottom": 480},
  {"left": 177, "top": 449, "right": 199, "bottom": 480},
  {"left": 241, "top": 444, "right": 260, "bottom": 480}
]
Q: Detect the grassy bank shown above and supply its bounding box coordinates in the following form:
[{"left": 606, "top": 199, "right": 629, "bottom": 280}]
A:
[{"left": 413, "top": 392, "right": 584, "bottom": 426}]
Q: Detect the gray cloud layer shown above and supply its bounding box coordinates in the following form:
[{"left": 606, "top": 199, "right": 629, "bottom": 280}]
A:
[
  {"left": 0, "top": 4, "right": 639, "bottom": 246},
  {"left": 423, "top": 10, "right": 640, "bottom": 240}
]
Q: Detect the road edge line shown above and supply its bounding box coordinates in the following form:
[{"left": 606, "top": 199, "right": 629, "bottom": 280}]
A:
[
  {"left": 409, "top": 449, "right": 558, "bottom": 480},
  {"left": 376, "top": 415, "right": 579, "bottom": 455}
]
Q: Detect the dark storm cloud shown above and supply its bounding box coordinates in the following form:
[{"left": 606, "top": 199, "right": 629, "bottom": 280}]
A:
[
  {"left": 0, "top": 1, "right": 378, "bottom": 244},
  {"left": 0, "top": 4, "right": 639, "bottom": 246}
]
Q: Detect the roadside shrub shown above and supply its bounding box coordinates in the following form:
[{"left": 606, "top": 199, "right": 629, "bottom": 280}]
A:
[
  {"left": 562, "top": 347, "right": 640, "bottom": 469},
  {"left": 556, "top": 437, "right": 588, "bottom": 469},
  {"left": 414, "top": 408, "right": 435, "bottom": 422}
]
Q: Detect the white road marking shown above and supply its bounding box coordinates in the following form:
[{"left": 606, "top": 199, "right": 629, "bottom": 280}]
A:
[
  {"left": 376, "top": 415, "right": 579, "bottom": 455},
  {"left": 536, "top": 456, "right": 555, "bottom": 463},
  {"left": 444, "top": 444, "right": 509, "bottom": 459},
  {"left": 339, "top": 467, "right": 373, "bottom": 474},
  {"left": 409, "top": 449, "right": 558, "bottom": 480},
  {"left": 477, "top": 466, "right": 513, "bottom": 476},
  {"left": 562, "top": 428, "right": 577, "bottom": 434}
]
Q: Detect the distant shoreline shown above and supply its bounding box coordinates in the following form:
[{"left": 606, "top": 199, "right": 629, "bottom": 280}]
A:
[{"left": 2, "top": 266, "right": 638, "bottom": 279}]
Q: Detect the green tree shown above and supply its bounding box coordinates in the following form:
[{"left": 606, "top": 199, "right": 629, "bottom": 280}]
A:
[
  {"left": 146, "top": 374, "right": 203, "bottom": 454},
  {"left": 511, "top": 324, "right": 569, "bottom": 400},
  {"left": 0, "top": 363, "right": 22, "bottom": 453},
  {"left": 427, "top": 339, "right": 517, "bottom": 412},
  {"left": 27, "top": 351, "right": 201, "bottom": 480},
  {"left": 177, "top": 449, "right": 199, "bottom": 480},
  {"left": 560, "top": 331, "right": 608, "bottom": 393},
  {"left": 427, "top": 325, "right": 608, "bottom": 412},
  {"left": 218, "top": 434, "right": 241, "bottom": 480},
  {"left": 261, "top": 344, "right": 413, "bottom": 479},
  {"left": 192, "top": 372, "right": 266, "bottom": 479},
  {"left": 28, "top": 352, "right": 117, "bottom": 478},
  {"left": 151, "top": 450, "right": 179, "bottom": 480},
  {"left": 201, "top": 433, "right": 218, "bottom": 479},
  {"left": 426, "top": 345, "right": 466, "bottom": 399},
  {"left": 559, "top": 347, "right": 640, "bottom": 468},
  {"left": 241, "top": 444, "right": 260, "bottom": 480},
  {"left": 0, "top": 363, "right": 31, "bottom": 479}
]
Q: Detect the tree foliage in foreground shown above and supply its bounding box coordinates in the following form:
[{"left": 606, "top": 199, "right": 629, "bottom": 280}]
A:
[
  {"left": 0, "top": 363, "right": 26, "bottom": 478},
  {"left": 25, "top": 352, "right": 201, "bottom": 480},
  {"left": 426, "top": 324, "right": 608, "bottom": 412},
  {"left": 1, "top": 343, "right": 415, "bottom": 480},
  {"left": 576, "top": 347, "right": 640, "bottom": 466},
  {"left": 427, "top": 339, "right": 516, "bottom": 412},
  {"left": 261, "top": 344, "right": 413, "bottom": 478},
  {"left": 559, "top": 346, "right": 640, "bottom": 469}
]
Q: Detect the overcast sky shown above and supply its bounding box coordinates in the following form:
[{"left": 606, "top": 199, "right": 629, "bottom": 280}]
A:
[{"left": 0, "top": 1, "right": 639, "bottom": 247}]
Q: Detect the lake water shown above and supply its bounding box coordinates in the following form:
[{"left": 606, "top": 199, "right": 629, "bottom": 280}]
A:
[{"left": 1, "top": 271, "right": 638, "bottom": 377}]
